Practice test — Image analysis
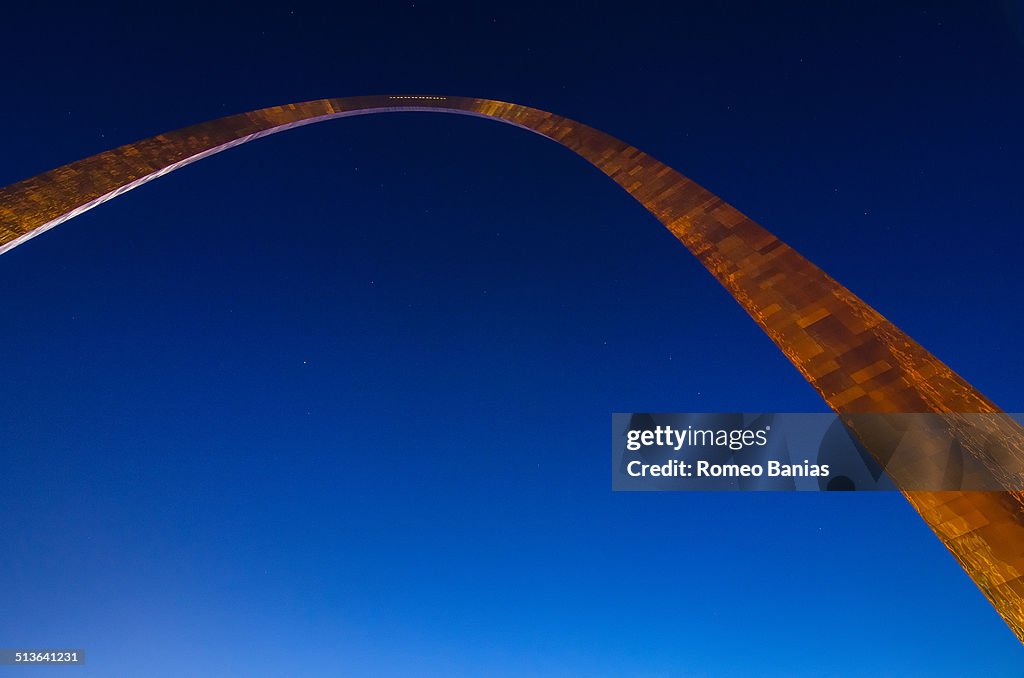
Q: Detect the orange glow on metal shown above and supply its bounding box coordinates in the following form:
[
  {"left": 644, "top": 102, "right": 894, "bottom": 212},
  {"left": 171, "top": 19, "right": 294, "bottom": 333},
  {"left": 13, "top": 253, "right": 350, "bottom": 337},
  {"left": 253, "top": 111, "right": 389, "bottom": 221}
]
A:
[{"left": 2, "top": 95, "right": 1023, "bottom": 641}]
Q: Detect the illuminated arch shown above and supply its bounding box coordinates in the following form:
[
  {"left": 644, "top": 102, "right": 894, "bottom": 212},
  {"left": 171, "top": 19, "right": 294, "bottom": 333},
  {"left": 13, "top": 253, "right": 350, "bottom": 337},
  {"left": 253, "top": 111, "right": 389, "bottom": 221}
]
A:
[{"left": 2, "top": 94, "right": 1023, "bottom": 640}]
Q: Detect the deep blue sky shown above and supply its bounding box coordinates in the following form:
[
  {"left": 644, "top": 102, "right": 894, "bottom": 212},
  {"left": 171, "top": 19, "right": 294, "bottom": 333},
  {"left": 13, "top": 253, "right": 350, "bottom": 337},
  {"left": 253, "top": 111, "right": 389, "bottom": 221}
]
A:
[{"left": 1, "top": 1, "right": 1023, "bottom": 675}]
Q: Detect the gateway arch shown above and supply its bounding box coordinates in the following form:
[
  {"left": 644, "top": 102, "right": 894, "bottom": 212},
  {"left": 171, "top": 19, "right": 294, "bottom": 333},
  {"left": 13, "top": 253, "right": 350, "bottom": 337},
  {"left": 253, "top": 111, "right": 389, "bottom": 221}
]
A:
[{"left": 2, "top": 95, "right": 1023, "bottom": 640}]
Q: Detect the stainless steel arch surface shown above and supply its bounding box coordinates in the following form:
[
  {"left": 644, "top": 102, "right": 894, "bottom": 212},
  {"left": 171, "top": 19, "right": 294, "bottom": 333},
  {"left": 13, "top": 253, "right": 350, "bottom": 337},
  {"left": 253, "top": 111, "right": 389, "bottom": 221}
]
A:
[{"left": 2, "top": 95, "right": 1023, "bottom": 641}]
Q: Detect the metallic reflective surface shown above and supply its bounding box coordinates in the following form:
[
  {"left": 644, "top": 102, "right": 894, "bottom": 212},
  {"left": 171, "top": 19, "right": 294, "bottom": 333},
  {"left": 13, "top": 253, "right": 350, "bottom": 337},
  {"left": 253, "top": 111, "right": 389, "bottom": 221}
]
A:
[{"left": 2, "top": 95, "right": 1023, "bottom": 640}]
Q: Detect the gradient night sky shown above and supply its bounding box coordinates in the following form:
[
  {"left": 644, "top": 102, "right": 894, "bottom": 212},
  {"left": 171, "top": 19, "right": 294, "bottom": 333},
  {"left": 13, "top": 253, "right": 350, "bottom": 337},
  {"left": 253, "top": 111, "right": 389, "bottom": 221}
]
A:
[{"left": 2, "top": 2, "right": 1023, "bottom": 675}]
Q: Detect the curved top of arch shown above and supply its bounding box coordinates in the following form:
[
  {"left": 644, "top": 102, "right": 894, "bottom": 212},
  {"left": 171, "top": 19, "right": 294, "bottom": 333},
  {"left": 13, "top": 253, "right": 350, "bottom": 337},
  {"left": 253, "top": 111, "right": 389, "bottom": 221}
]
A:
[{"left": 2, "top": 94, "right": 1024, "bottom": 641}]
